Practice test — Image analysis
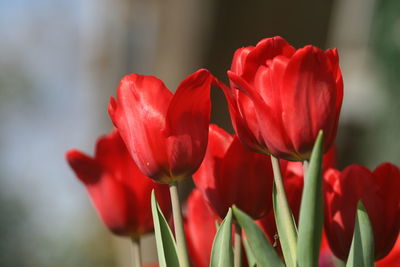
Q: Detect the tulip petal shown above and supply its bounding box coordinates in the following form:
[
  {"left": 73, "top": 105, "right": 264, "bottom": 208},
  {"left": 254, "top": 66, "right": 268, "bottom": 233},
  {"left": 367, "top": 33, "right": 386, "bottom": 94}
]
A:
[
  {"left": 230, "top": 46, "right": 254, "bottom": 77},
  {"left": 324, "top": 49, "right": 343, "bottom": 152},
  {"left": 228, "top": 71, "right": 297, "bottom": 159},
  {"left": 66, "top": 150, "right": 102, "bottom": 184},
  {"left": 193, "top": 124, "right": 233, "bottom": 217},
  {"left": 281, "top": 46, "right": 338, "bottom": 156},
  {"left": 371, "top": 163, "right": 400, "bottom": 259},
  {"left": 242, "top": 36, "right": 295, "bottom": 82},
  {"left": 216, "top": 77, "right": 265, "bottom": 153},
  {"left": 165, "top": 69, "right": 213, "bottom": 178},
  {"left": 85, "top": 173, "right": 137, "bottom": 236},
  {"left": 94, "top": 130, "right": 129, "bottom": 176},
  {"left": 220, "top": 136, "right": 273, "bottom": 219},
  {"left": 252, "top": 58, "right": 298, "bottom": 157},
  {"left": 108, "top": 74, "right": 172, "bottom": 180},
  {"left": 185, "top": 189, "right": 220, "bottom": 267},
  {"left": 377, "top": 235, "right": 400, "bottom": 266}
]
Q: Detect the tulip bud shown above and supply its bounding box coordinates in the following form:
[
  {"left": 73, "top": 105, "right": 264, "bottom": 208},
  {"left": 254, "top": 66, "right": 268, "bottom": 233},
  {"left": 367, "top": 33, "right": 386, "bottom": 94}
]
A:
[{"left": 66, "top": 129, "right": 171, "bottom": 237}]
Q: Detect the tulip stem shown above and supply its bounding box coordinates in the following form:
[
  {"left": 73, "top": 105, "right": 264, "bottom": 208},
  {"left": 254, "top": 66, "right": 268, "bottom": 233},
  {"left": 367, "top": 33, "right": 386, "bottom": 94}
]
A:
[
  {"left": 270, "top": 155, "right": 297, "bottom": 265},
  {"left": 131, "top": 237, "right": 142, "bottom": 267},
  {"left": 234, "top": 224, "right": 242, "bottom": 267},
  {"left": 169, "top": 181, "right": 190, "bottom": 267}
]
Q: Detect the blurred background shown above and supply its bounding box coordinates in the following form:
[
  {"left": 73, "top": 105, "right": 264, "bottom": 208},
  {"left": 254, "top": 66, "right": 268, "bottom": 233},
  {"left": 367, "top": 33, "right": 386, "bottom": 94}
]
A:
[{"left": 0, "top": 0, "right": 399, "bottom": 266}]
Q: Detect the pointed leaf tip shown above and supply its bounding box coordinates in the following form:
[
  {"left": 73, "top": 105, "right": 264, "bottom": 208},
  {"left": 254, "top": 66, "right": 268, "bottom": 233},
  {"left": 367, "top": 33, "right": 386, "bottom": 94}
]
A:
[
  {"left": 297, "top": 131, "right": 324, "bottom": 267},
  {"left": 210, "top": 208, "right": 234, "bottom": 267},
  {"left": 346, "top": 201, "right": 374, "bottom": 267}
]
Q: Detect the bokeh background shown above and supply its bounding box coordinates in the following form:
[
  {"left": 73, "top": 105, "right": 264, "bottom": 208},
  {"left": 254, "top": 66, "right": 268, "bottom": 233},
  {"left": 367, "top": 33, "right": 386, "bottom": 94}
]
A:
[{"left": 0, "top": 0, "right": 399, "bottom": 266}]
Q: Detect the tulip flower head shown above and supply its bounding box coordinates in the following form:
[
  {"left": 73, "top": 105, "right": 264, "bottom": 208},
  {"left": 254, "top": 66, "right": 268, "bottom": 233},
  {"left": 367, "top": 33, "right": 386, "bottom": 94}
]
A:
[
  {"left": 222, "top": 36, "right": 343, "bottom": 161},
  {"left": 109, "top": 69, "right": 214, "bottom": 184},
  {"left": 193, "top": 124, "right": 274, "bottom": 219},
  {"left": 66, "top": 130, "right": 171, "bottom": 237},
  {"left": 324, "top": 163, "right": 400, "bottom": 261}
]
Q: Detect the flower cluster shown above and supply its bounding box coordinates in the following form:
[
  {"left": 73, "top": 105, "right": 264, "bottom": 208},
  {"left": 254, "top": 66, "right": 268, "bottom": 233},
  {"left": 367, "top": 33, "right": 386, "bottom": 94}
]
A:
[{"left": 66, "top": 36, "right": 400, "bottom": 267}]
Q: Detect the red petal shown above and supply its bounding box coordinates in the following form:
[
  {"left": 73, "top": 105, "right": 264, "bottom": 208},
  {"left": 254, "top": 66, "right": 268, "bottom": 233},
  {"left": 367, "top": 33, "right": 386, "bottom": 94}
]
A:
[
  {"left": 66, "top": 150, "right": 102, "bottom": 184},
  {"left": 85, "top": 172, "right": 135, "bottom": 235},
  {"left": 94, "top": 130, "right": 129, "bottom": 176},
  {"left": 219, "top": 136, "right": 273, "bottom": 219},
  {"left": 108, "top": 74, "right": 172, "bottom": 180},
  {"left": 165, "top": 69, "right": 213, "bottom": 178},
  {"left": 193, "top": 124, "right": 233, "bottom": 216},
  {"left": 230, "top": 46, "right": 254, "bottom": 77},
  {"left": 377, "top": 234, "right": 400, "bottom": 266},
  {"left": 252, "top": 57, "right": 297, "bottom": 157},
  {"left": 372, "top": 163, "right": 400, "bottom": 259},
  {"left": 216, "top": 77, "right": 266, "bottom": 153},
  {"left": 185, "top": 189, "right": 220, "bottom": 267},
  {"left": 229, "top": 70, "right": 296, "bottom": 159},
  {"left": 241, "top": 36, "right": 295, "bottom": 82},
  {"left": 281, "top": 46, "right": 338, "bottom": 156}
]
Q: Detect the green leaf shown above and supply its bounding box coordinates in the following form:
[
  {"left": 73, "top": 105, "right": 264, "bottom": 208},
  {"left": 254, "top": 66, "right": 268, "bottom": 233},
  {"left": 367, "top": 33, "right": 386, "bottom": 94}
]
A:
[
  {"left": 210, "top": 208, "right": 234, "bottom": 267},
  {"left": 243, "top": 237, "right": 257, "bottom": 267},
  {"left": 272, "top": 183, "right": 297, "bottom": 267},
  {"left": 151, "top": 190, "right": 179, "bottom": 267},
  {"left": 233, "top": 206, "right": 284, "bottom": 267},
  {"left": 297, "top": 131, "right": 324, "bottom": 267},
  {"left": 345, "top": 202, "right": 375, "bottom": 267}
]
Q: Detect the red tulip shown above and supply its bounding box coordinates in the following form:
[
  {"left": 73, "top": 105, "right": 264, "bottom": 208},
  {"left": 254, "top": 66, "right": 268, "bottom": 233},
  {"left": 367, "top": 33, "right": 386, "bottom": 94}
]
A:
[
  {"left": 377, "top": 234, "right": 400, "bottom": 267},
  {"left": 108, "top": 69, "right": 214, "bottom": 184},
  {"left": 324, "top": 163, "right": 400, "bottom": 261},
  {"left": 185, "top": 189, "right": 220, "bottom": 267},
  {"left": 193, "top": 124, "right": 274, "bottom": 219},
  {"left": 221, "top": 36, "right": 343, "bottom": 160},
  {"left": 66, "top": 130, "right": 171, "bottom": 237}
]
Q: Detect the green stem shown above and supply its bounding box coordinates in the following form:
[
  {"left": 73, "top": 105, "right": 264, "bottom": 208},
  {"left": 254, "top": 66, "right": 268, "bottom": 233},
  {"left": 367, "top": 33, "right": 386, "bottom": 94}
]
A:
[
  {"left": 234, "top": 224, "right": 242, "bottom": 267},
  {"left": 131, "top": 237, "right": 142, "bottom": 267},
  {"left": 270, "top": 155, "right": 298, "bottom": 265},
  {"left": 169, "top": 182, "right": 190, "bottom": 267}
]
